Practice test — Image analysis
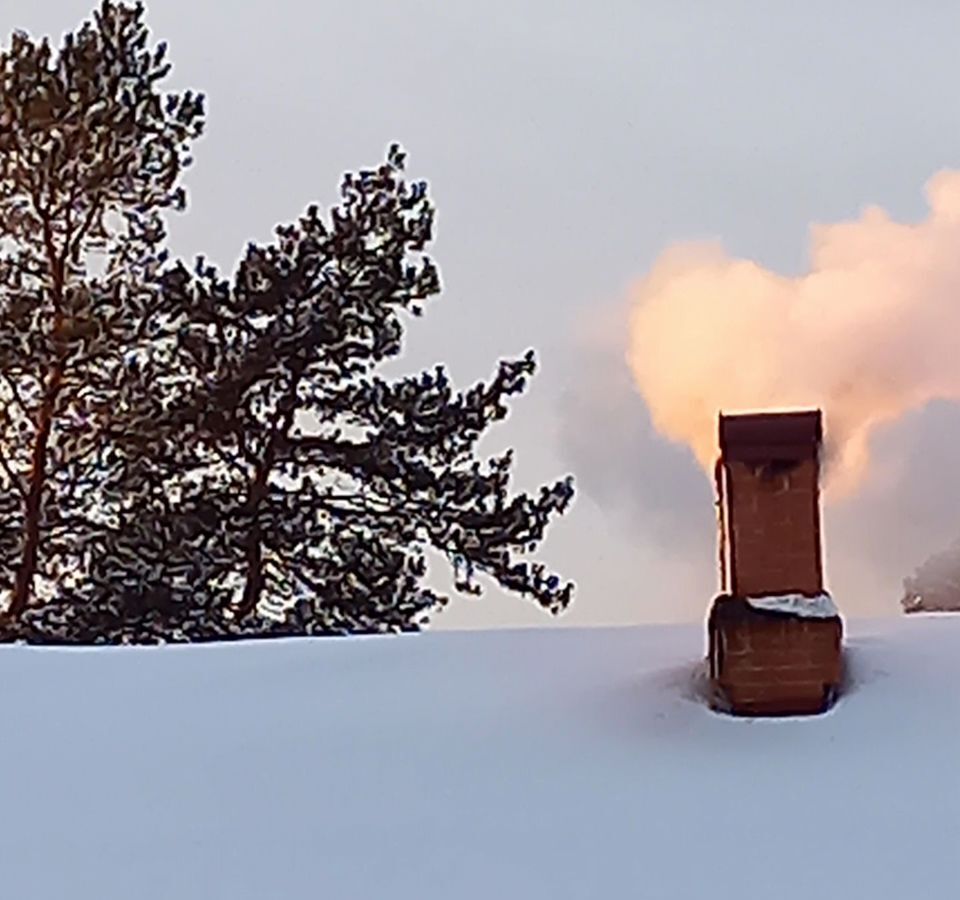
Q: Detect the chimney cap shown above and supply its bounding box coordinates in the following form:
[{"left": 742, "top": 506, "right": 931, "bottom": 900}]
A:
[{"left": 719, "top": 409, "right": 822, "bottom": 462}]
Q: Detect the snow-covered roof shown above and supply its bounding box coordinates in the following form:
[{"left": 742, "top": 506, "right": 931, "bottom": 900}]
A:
[{"left": 0, "top": 615, "right": 956, "bottom": 899}]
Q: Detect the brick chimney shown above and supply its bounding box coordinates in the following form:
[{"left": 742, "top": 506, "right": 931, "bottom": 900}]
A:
[
  {"left": 716, "top": 410, "right": 823, "bottom": 597},
  {"left": 708, "top": 409, "right": 843, "bottom": 717}
]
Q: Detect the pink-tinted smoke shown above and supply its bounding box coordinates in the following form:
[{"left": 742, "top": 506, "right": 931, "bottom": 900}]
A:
[{"left": 627, "top": 170, "right": 960, "bottom": 499}]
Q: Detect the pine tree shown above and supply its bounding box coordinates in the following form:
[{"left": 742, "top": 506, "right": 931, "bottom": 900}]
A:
[
  {"left": 91, "top": 146, "right": 575, "bottom": 640},
  {"left": 0, "top": 1, "right": 203, "bottom": 635},
  {"left": 1, "top": 3, "right": 573, "bottom": 642}
]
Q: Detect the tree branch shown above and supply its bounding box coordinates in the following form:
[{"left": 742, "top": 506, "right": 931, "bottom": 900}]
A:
[{"left": 0, "top": 372, "right": 34, "bottom": 418}]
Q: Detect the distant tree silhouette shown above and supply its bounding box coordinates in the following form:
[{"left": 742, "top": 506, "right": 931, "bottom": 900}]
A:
[
  {"left": 0, "top": 3, "right": 574, "bottom": 643},
  {"left": 902, "top": 541, "right": 960, "bottom": 613}
]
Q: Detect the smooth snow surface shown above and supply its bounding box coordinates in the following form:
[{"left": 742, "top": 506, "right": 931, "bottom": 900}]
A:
[
  {"left": 1, "top": 617, "right": 958, "bottom": 900},
  {"left": 746, "top": 592, "right": 839, "bottom": 618}
]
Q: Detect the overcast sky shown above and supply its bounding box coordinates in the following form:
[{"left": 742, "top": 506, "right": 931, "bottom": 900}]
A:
[{"left": 8, "top": 1, "right": 960, "bottom": 629}]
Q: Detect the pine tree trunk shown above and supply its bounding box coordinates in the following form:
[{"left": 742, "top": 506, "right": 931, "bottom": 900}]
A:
[
  {"left": 7, "top": 216, "right": 67, "bottom": 623},
  {"left": 235, "top": 372, "right": 302, "bottom": 621},
  {"left": 236, "top": 466, "right": 269, "bottom": 620},
  {"left": 8, "top": 363, "right": 64, "bottom": 619}
]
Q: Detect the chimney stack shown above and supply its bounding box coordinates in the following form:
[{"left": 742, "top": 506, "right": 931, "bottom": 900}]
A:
[
  {"left": 708, "top": 409, "right": 843, "bottom": 717},
  {"left": 717, "top": 410, "right": 823, "bottom": 597}
]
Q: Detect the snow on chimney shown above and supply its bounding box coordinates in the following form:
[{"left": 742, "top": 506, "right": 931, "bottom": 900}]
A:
[{"left": 708, "top": 410, "right": 844, "bottom": 717}]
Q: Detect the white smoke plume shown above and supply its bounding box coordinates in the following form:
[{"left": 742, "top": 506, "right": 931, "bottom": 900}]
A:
[{"left": 627, "top": 170, "right": 960, "bottom": 499}]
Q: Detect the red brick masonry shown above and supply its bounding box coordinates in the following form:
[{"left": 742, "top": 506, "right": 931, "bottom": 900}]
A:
[
  {"left": 709, "top": 410, "right": 843, "bottom": 716},
  {"left": 708, "top": 595, "right": 843, "bottom": 716},
  {"left": 718, "top": 411, "right": 824, "bottom": 597},
  {"left": 723, "top": 458, "right": 822, "bottom": 596}
]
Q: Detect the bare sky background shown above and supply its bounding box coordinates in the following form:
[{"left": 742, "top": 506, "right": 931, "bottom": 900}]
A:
[{"left": 7, "top": 1, "right": 960, "bottom": 628}]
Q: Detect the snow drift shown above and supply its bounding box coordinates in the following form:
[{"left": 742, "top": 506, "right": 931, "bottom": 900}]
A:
[{"left": 0, "top": 617, "right": 957, "bottom": 899}]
